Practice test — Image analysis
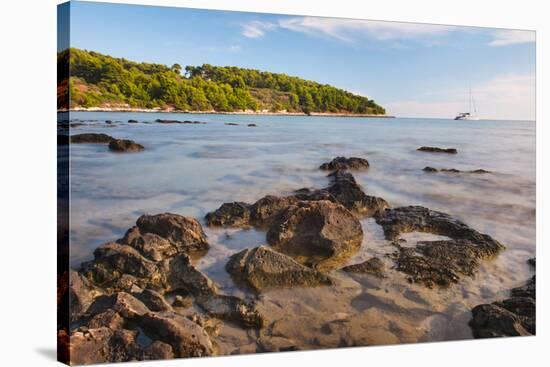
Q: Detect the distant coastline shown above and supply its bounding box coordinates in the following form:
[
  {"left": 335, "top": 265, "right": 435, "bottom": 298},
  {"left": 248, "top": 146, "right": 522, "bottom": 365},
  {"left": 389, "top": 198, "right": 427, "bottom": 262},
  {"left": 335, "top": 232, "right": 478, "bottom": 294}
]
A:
[{"left": 59, "top": 107, "right": 394, "bottom": 118}]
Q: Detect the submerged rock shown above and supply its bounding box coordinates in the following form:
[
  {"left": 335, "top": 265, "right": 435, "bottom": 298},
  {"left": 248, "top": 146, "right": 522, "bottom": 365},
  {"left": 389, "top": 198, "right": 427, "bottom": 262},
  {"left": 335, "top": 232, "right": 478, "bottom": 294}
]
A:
[
  {"left": 320, "top": 156, "right": 370, "bottom": 171},
  {"left": 376, "top": 206, "right": 505, "bottom": 287},
  {"left": 326, "top": 170, "right": 389, "bottom": 216},
  {"left": 226, "top": 246, "right": 332, "bottom": 291},
  {"left": 108, "top": 139, "right": 144, "bottom": 152},
  {"left": 128, "top": 119, "right": 138, "bottom": 123},
  {"left": 204, "top": 202, "right": 251, "bottom": 227},
  {"left": 342, "top": 257, "right": 385, "bottom": 277},
  {"left": 225, "top": 122, "right": 239, "bottom": 126},
  {"left": 70, "top": 133, "right": 114, "bottom": 144},
  {"left": 417, "top": 146, "right": 458, "bottom": 154},
  {"left": 195, "top": 294, "right": 264, "bottom": 329},
  {"left": 248, "top": 123, "right": 257, "bottom": 127},
  {"left": 422, "top": 167, "right": 491, "bottom": 174},
  {"left": 267, "top": 200, "right": 363, "bottom": 270},
  {"left": 136, "top": 213, "right": 209, "bottom": 253}
]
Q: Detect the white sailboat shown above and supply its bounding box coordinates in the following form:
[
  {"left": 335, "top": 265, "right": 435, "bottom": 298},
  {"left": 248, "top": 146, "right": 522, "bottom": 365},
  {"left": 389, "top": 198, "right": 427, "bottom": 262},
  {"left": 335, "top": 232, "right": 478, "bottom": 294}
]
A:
[{"left": 454, "top": 88, "right": 479, "bottom": 120}]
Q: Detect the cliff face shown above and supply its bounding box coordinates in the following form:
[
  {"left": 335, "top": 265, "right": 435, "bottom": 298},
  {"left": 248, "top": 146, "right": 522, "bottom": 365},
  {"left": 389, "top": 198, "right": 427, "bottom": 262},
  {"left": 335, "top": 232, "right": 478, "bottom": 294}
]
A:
[{"left": 58, "top": 48, "right": 386, "bottom": 115}]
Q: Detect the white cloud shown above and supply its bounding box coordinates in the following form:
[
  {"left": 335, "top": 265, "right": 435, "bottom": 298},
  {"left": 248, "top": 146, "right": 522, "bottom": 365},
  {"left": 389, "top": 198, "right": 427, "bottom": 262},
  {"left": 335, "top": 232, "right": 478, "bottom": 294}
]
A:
[
  {"left": 385, "top": 72, "right": 535, "bottom": 120},
  {"left": 242, "top": 17, "right": 452, "bottom": 43},
  {"left": 489, "top": 30, "right": 535, "bottom": 46},
  {"left": 241, "top": 20, "right": 276, "bottom": 39}
]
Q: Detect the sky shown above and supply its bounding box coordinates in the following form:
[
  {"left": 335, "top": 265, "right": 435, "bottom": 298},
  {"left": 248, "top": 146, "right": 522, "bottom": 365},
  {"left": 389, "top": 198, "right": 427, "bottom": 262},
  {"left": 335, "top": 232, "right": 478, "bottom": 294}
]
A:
[{"left": 61, "top": 1, "right": 536, "bottom": 120}]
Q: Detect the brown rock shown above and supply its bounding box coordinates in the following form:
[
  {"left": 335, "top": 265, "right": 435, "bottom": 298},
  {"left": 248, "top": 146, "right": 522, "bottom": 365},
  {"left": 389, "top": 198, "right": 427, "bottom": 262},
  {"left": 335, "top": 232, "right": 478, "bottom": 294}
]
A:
[
  {"left": 226, "top": 246, "right": 332, "bottom": 291},
  {"left": 108, "top": 139, "right": 144, "bottom": 152},
  {"left": 136, "top": 213, "right": 209, "bottom": 253},
  {"left": 342, "top": 257, "right": 385, "bottom": 276},
  {"left": 70, "top": 133, "right": 114, "bottom": 144},
  {"left": 320, "top": 156, "right": 370, "bottom": 171},
  {"left": 267, "top": 200, "right": 363, "bottom": 270},
  {"left": 204, "top": 202, "right": 251, "bottom": 227},
  {"left": 417, "top": 146, "right": 457, "bottom": 154}
]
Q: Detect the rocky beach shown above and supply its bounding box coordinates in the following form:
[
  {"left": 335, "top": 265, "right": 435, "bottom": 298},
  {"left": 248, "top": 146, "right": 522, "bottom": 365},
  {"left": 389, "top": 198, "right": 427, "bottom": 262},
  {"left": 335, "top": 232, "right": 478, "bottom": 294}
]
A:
[{"left": 58, "top": 113, "right": 536, "bottom": 364}]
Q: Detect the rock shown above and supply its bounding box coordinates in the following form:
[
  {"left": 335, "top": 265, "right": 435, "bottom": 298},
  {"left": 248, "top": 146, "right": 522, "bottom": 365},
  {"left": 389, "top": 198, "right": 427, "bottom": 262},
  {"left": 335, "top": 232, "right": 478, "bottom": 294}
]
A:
[
  {"left": 249, "top": 195, "right": 300, "bottom": 228},
  {"left": 417, "top": 146, "right": 458, "bottom": 154},
  {"left": 70, "top": 133, "right": 114, "bottom": 144},
  {"left": 266, "top": 200, "right": 363, "bottom": 270},
  {"left": 248, "top": 124, "right": 257, "bottom": 127},
  {"left": 320, "top": 156, "right": 370, "bottom": 171},
  {"left": 105, "top": 120, "right": 113, "bottom": 124},
  {"left": 88, "top": 309, "right": 125, "bottom": 330},
  {"left": 470, "top": 258, "right": 536, "bottom": 338},
  {"left": 375, "top": 206, "right": 504, "bottom": 255},
  {"left": 167, "top": 255, "right": 218, "bottom": 296},
  {"left": 69, "top": 327, "right": 141, "bottom": 365},
  {"left": 527, "top": 257, "right": 536, "bottom": 268},
  {"left": 82, "top": 242, "right": 159, "bottom": 288},
  {"left": 67, "top": 270, "right": 103, "bottom": 321},
  {"left": 204, "top": 202, "right": 251, "bottom": 227},
  {"left": 133, "top": 289, "right": 173, "bottom": 312},
  {"left": 226, "top": 246, "right": 332, "bottom": 291},
  {"left": 225, "top": 122, "right": 239, "bottom": 126},
  {"left": 342, "top": 257, "right": 385, "bottom": 276},
  {"left": 136, "top": 213, "right": 209, "bottom": 254},
  {"left": 128, "top": 119, "right": 138, "bottom": 123},
  {"left": 258, "top": 336, "right": 300, "bottom": 352},
  {"left": 326, "top": 170, "right": 389, "bottom": 216},
  {"left": 392, "top": 240, "right": 482, "bottom": 287},
  {"left": 108, "top": 139, "right": 144, "bottom": 152},
  {"left": 423, "top": 167, "right": 491, "bottom": 174},
  {"left": 196, "top": 294, "right": 264, "bottom": 329},
  {"left": 88, "top": 292, "right": 150, "bottom": 319},
  {"left": 141, "top": 341, "right": 175, "bottom": 360},
  {"left": 292, "top": 188, "right": 337, "bottom": 203},
  {"left": 119, "top": 226, "right": 178, "bottom": 262},
  {"left": 139, "top": 311, "right": 214, "bottom": 357},
  {"left": 470, "top": 303, "right": 531, "bottom": 338},
  {"left": 155, "top": 119, "right": 182, "bottom": 124},
  {"left": 376, "top": 206, "right": 504, "bottom": 287}
]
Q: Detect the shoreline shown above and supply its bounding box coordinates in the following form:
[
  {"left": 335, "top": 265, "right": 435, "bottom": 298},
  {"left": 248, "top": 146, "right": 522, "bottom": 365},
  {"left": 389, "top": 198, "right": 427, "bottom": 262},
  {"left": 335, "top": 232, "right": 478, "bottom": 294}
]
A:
[{"left": 58, "top": 107, "right": 394, "bottom": 118}]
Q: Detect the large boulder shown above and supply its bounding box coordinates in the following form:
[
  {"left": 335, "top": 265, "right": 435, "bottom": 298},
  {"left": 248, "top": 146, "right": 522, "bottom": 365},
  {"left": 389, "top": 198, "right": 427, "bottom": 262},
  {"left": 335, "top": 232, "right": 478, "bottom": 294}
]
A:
[
  {"left": 136, "top": 213, "right": 209, "bottom": 253},
  {"left": 69, "top": 327, "right": 141, "bottom": 365},
  {"left": 249, "top": 195, "right": 300, "bottom": 228},
  {"left": 67, "top": 270, "right": 103, "bottom": 321},
  {"left": 320, "top": 156, "right": 370, "bottom": 171},
  {"left": 204, "top": 202, "right": 251, "bottom": 227},
  {"left": 226, "top": 246, "right": 332, "bottom": 291},
  {"left": 266, "top": 200, "right": 363, "bottom": 270},
  {"left": 326, "top": 170, "right": 389, "bottom": 216},
  {"left": 108, "top": 139, "right": 144, "bottom": 152}
]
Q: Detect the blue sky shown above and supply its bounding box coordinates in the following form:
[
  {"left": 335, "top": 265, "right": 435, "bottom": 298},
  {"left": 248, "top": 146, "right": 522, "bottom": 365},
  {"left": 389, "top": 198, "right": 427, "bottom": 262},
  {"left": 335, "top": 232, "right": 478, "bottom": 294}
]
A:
[{"left": 62, "top": 1, "right": 535, "bottom": 120}]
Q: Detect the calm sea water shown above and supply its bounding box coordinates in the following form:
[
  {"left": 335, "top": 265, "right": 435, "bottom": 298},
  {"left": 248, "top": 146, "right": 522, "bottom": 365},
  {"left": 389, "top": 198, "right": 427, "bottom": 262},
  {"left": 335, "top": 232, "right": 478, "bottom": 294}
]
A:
[{"left": 62, "top": 112, "right": 536, "bottom": 347}]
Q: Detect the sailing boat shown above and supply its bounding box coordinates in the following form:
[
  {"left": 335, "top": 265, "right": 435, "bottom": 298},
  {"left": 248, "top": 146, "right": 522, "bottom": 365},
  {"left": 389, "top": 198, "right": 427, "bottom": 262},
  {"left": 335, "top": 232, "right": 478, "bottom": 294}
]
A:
[{"left": 454, "top": 88, "right": 479, "bottom": 120}]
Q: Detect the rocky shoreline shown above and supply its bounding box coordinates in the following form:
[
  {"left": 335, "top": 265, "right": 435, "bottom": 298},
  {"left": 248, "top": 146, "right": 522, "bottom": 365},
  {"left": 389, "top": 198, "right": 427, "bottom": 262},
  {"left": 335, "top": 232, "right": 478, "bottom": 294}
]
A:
[
  {"left": 59, "top": 145, "right": 535, "bottom": 363},
  {"left": 58, "top": 108, "right": 395, "bottom": 118}
]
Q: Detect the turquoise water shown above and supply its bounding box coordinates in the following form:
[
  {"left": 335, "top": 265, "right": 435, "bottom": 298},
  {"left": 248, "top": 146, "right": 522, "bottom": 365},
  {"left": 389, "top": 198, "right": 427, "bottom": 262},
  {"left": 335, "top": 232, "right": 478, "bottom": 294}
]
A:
[{"left": 63, "top": 112, "right": 536, "bottom": 346}]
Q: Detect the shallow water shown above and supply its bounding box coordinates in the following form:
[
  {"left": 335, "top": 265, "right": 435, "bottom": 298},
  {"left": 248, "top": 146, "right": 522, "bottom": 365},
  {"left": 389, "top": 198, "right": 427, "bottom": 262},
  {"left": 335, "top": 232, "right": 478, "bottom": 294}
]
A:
[{"left": 63, "top": 112, "right": 536, "bottom": 351}]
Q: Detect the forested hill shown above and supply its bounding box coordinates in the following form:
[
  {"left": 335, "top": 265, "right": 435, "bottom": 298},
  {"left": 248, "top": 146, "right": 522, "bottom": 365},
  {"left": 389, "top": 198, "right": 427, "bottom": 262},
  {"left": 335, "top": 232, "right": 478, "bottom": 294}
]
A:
[{"left": 58, "top": 48, "right": 386, "bottom": 115}]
